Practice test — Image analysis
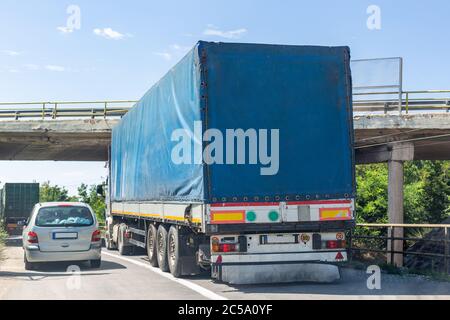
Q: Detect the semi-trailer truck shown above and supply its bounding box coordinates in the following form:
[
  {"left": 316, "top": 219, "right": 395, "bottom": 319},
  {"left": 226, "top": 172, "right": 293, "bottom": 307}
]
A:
[
  {"left": 104, "top": 41, "right": 355, "bottom": 284},
  {"left": 0, "top": 183, "right": 40, "bottom": 235}
]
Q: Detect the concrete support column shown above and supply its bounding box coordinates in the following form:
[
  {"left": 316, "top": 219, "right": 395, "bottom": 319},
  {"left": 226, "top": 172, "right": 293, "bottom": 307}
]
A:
[{"left": 387, "top": 159, "right": 404, "bottom": 267}]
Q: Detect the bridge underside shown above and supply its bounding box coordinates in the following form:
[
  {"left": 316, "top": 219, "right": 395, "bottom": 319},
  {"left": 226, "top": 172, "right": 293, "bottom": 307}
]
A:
[
  {"left": 0, "top": 119, "right": 115, "bottom": 161},
  {"left": 0, "top": 114, "right": 448, "bottom": 162}
]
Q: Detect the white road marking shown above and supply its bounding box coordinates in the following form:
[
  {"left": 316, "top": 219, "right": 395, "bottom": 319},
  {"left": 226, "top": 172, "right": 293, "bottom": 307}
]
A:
[{"left": 102, "top": 251, "right": 227, "bottom": 300}]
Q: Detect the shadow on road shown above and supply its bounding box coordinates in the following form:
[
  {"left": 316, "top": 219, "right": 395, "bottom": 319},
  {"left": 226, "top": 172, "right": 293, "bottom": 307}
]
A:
[
  {"left": 0, "top": 260, "right": 127, "bottom": 281},
  {"left": 216, "top": 268, "right": 450, "bottom": 296}
]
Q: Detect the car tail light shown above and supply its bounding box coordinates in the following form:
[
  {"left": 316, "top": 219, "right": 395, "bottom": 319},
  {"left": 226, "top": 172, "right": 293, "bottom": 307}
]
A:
[
  {"left": 27, "top": 231, "right": 38, "bottom": 244},
  {"left": 91, "top": 230, "right": 101, "bottom": 242},
  {"left": 326, "top": 240, "right": 346, "bottom": 249}
]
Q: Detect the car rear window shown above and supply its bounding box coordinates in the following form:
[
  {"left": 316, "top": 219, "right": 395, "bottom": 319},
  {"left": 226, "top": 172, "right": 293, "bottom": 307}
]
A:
[{"left": 35, "top": 206, "right": 94, "bottom": 227}]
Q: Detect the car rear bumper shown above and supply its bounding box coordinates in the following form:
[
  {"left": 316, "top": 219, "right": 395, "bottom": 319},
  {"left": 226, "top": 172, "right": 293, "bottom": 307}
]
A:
[{"left": 24, "top": 246, "right": 101, "bottom": 263}]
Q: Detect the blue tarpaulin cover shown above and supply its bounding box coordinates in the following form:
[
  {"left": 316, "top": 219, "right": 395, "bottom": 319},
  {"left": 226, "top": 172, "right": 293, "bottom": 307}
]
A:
[{"left": 111, "top": 41, "right": 354, "bottom": 203}]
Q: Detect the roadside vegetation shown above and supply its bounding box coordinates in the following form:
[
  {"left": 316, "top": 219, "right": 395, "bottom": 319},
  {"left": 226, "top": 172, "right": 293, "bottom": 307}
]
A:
[
  {"left": 0, "top": 222, "right": 7, "bottom": 261},
  {"left": 356, "top": 160, "right": 449, "bottom": 225},
  {"left": 352, "top": 160, "right": 450, "bottom": 274}
]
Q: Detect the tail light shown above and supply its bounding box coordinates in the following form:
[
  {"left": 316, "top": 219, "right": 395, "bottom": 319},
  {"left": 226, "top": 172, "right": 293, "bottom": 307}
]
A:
[
  {"left": 27, "top": 231, "right": 38, "bottom": 244},
  {"left": 91, "top": 230, "right": 101, "bottom": 242},
  {"left": 211, "top": 237, "right": 239, "bottom": 253},
  {"left": 326, "top": 240, "right": 346, "bottom": 249}
]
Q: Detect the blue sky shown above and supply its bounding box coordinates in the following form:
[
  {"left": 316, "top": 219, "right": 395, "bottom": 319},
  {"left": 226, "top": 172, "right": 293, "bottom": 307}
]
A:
[{"left": 0, "top": 0, "right": 449, "bottom": 194}]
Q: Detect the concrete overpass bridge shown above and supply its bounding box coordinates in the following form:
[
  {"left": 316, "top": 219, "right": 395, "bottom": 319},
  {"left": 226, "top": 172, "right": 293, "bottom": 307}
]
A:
[
  {"left": 0, "top": 91, "right": 449, "bottom": 267},
  {"left": 0, "top": 91, "right": 448, "bottom": 162}
]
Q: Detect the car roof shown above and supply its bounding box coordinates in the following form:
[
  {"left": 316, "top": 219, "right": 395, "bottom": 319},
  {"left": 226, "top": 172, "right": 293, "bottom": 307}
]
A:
[{"left": 38, "top": 202, "right": 90, "bottom": 208}]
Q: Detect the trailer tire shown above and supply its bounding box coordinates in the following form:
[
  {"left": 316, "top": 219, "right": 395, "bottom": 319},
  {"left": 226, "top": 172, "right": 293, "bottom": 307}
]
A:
[
  {"left": 146, "top": 224, "right": 159, "bottom": 267},
  {"left": 118, "top": 224, "right": 131, "bottom": 256},
  {"left": 168, "top": 226, "right": 182, "bottom": 277},
  {"left": 156, "top": 225, "right": 169, "bottom": 272}
]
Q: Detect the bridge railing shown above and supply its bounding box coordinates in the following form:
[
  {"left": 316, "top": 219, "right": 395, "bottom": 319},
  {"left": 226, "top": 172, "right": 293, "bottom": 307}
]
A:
[
  {"left": 0, "top": 100, "right": 136, "bottom": 120},
  {"left": 0, "top": 89, "right": 448, "bottom": 120},
  {"left": 349, "top": 223, "right": 450, "bottom": 274},
  {"left": 353, "top": 89, "right": 450, "bottom": 114}
]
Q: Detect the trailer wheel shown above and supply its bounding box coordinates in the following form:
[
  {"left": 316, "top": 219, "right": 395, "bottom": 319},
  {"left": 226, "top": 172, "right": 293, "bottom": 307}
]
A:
[
  {"left": 146, "top": 224, "right": 159, "bottom": 267},
  {"left": 118, "top": 224, "right": 131, "bottom": 256},
  {"left": 156, "top": 225, "right": 169, "bottom": 272},
  {"left": 168, "top": 226, "right": 182, "bottom": 277}
]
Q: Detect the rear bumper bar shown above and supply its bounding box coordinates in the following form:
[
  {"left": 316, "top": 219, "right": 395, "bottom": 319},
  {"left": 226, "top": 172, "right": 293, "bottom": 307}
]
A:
[
  {"left": 25, "top": 246, "right": 101, "bottom": 262},
  {"left": 206, "top": 220, "right": 355, "bottom": 235}
]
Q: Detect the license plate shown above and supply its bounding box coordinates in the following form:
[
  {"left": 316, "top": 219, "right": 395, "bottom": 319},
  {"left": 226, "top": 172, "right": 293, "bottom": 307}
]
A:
[
  {"left": 53, "top": 232, "right": 78, "bottom": 240},
  {"left": 261, "top": 234, "right": 297, "bottom": 244}
]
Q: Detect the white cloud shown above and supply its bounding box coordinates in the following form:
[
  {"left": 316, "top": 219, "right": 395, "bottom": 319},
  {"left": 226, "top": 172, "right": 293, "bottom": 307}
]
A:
[
  {"left": 171, "top": 44, "right": 191, "bottom": 52},
  {"left": 23, "top": 64, "right": 40, "bottom": 71},
  {"left": 203, "top": 26, "right": 247, "bottom": 39},
  {"left": 93, "top": 27, "right": 125, "bottom": 40},
  {"left": 1, "top": 50, "right": 22, "bottom": 56},
  {"left": 57, "top": 26, "right": 74, "bottom": 34},
  {"left": 45, "top": 65, "right": 65, "bottom": 72},
  {"left": 153, "top": 52, "right": 172, "bottom": 61}
]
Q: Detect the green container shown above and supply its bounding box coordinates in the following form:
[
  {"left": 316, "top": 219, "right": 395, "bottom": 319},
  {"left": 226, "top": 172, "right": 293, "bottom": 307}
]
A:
[{"left": 0, "top": 183, "right": 40, "bottom": 221}]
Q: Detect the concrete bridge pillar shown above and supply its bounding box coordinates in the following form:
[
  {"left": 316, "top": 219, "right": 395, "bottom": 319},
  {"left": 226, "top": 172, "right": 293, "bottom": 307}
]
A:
[{"left": 387, "top": 142, "right": 414, "bottom": 267}]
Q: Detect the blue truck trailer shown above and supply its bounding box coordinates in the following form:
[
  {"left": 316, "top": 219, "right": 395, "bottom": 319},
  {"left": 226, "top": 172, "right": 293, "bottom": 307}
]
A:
[{"left": 105, "top": 41, "right": 355, "bottom": 284}]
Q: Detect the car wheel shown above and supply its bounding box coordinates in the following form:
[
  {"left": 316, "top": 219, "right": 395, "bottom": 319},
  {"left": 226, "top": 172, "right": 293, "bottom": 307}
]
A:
[
  {"left": 168, "top": 226, "right": 182, "bottom": 277},
  {"left": 146, "top": 224, "right": 159, "bottom": 267},
  {"left": 156, "top": 225, "right": 169, "bottom": 272},
  {"left": 24, "top": 253, "right": 36, "bottom": 271},
  {"left": 90, "top": 259, "right": 101, "bottom": 268}
]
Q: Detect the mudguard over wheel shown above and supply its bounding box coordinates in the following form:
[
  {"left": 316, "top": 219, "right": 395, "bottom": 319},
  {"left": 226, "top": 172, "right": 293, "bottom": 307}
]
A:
[
  {"left": 156, "top": 225, "right": 169, "bottom": 272},
  {"left": 146, "top": 224, "right": 159, "bottom": 267}
]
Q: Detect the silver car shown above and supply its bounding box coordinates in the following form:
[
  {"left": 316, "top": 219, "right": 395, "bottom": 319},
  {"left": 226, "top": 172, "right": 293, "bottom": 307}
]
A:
[{"left": 22, "top": 202, "right": 102, "bottom": 270}]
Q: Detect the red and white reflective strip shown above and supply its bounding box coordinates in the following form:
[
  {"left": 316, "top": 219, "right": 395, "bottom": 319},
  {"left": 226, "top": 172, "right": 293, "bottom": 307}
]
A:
[{"left": 208, "top": 199, "right": 354, "bottom": 224}]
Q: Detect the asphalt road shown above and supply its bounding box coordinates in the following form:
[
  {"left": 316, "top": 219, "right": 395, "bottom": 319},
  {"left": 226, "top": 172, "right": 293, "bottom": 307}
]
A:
[{"left": 1, "top": 243, "right": 449, "bottom": 300}]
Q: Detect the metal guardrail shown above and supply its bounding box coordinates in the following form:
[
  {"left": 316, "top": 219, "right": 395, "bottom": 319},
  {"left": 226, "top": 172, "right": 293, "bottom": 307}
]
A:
[
  {"left": 353, "top": 89, "right": 450, "bottom": 114},
  {"left": 0, "top": 89, "right": 448, "bottom": 120},
  {"left": 0, "top": 100, "right": 137, "bottom": 120},
  {"left": 349, "top": 223, "right": 450, "bottom": 274}
]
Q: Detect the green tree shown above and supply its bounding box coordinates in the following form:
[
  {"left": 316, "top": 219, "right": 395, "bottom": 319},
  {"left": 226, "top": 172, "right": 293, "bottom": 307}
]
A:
[
  {"left": 356, "top": 161, "right": 450, "bottom": 224},
  {"left": 77, "top": 183, "right": 106, "bottom": 224},
  {"left": 40, "top": 181, "right": 77, "bottom": 202}
]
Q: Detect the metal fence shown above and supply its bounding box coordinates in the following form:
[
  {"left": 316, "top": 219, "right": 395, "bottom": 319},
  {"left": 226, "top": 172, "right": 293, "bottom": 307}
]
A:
[
  {"left": 0, "top": 88, "right": 448, "bottom": 120},
  {"left": 353, "top": 89, "right": 450, "bottom": 114},
  {"left": 0, "top": 100, "right": 136, "bottom": 120},
  {"left": 349, "top": 223, "right": 450, "bottom": 274}
]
